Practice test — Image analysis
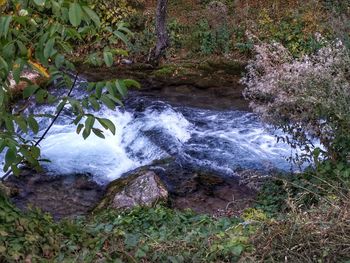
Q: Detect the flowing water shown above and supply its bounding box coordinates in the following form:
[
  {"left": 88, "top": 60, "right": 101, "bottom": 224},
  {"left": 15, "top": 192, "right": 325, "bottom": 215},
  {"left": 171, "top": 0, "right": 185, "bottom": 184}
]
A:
[{"left": 0, "top": 79, "right": 305, "bottom": 183}]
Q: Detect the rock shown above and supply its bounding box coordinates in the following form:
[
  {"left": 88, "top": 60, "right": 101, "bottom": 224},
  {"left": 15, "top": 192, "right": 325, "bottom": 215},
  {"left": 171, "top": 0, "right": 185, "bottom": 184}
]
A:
[
  {"left": 121, "top": 58, "right": 133, "bottom": 65},
  {"left": 97, "top": 170, "right": 168, "bottom": 211}
]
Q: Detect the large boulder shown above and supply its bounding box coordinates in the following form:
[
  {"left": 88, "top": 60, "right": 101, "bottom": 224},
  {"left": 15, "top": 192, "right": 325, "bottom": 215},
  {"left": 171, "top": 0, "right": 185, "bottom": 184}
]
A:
[{"left": 96, "top": 170, "right": 168, "bottom": 211}]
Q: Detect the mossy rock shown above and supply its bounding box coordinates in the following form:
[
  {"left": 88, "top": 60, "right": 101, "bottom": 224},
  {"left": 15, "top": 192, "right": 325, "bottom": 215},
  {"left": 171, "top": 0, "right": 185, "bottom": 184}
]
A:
[
  {"left": 153, "top": 65, "right": 177, "bottom": 78},
  {"left": 95, "top": 169, "right": 168, "bottom": 212}
]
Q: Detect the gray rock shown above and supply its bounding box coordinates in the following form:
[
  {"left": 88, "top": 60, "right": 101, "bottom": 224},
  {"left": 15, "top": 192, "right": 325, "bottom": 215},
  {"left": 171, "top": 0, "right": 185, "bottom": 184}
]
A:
[
  {"left": 121, "top": 58, "right": 133, "bottom": 65},
  {"left": 97, "top": 170, "right": 168, "bottom": 211}
]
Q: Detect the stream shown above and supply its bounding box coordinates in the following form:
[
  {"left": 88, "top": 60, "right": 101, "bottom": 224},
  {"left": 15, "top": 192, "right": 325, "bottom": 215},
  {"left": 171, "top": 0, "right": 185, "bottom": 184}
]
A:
[{"left": 1, "top": 77, "right": 304, "bottom": 183}]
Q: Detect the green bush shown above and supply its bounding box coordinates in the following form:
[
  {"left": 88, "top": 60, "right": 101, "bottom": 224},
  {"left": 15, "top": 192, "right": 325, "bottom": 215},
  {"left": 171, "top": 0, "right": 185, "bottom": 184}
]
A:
[{"left": 192, "top": 19, "right": 232, "bottom": 55}]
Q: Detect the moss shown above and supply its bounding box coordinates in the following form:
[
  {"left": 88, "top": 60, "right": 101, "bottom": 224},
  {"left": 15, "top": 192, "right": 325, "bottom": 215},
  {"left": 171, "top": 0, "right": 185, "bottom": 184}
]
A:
[{"left": 152, "top": 65, "right": 177, "bottom": 78}]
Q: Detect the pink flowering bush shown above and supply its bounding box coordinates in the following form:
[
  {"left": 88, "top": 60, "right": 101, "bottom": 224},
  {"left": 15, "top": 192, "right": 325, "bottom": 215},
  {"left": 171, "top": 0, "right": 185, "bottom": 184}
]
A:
[{"left": 242, "top": 37, "right": 350, "bottom": 162}]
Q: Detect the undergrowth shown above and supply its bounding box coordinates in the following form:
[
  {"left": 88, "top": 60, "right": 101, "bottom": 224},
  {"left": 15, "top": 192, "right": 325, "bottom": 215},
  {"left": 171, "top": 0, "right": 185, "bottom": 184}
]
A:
[
  {"left": 250, "top": 161, "right": 350, "bottom": 262},
  {"left": 0, "top": 195, "right": 254, "bottom": 262}
]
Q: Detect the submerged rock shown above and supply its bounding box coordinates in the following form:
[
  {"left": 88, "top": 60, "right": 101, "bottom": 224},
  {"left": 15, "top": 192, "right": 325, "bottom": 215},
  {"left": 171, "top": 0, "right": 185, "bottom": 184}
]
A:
[
  {"left": 4, "top": 169, "right": 105, "bottom": 219},
  {"left": 96, "top": 170, "right": 168, "bottom": 211}
]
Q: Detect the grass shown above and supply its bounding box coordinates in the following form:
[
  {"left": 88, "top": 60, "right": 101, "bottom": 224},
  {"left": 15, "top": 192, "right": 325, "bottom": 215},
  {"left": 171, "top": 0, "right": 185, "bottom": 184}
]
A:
[{"left": 251, "top": 196, "right": 350, "bottom": 262}]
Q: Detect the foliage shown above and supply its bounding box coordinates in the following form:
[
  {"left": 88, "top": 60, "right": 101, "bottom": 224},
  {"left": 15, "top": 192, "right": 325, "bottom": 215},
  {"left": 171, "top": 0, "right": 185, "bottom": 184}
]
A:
[
  {"left": 0, "top": 0, "right": 139, "bottom": 175},
  {"left": 193, "top": 19, "right": 232, "bottom": 55},
  {"left": 242, "top": 38, "right": 350, "bottom": 163},
  {"left": 129, "top": 19, "right": 155, "bottom": 59},
  {"left": 0, "top": 195, "right": 253, "bottom": 262},
  {"left": 256, "top": 7, "right": 327, "bottom": 56},
  {"left": 88, "top": 0, "right": 136, "bottom": 28},
  {"left": 168, "top": 19, "right": 188, "bottom": 50}
]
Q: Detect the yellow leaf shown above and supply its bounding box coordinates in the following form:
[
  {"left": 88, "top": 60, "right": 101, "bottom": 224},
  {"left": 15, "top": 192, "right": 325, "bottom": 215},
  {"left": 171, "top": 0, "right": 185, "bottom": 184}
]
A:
[
  {"left": 28, "top": 60, "right": 50, "bottom": 78},
  {"left": 0, "top": 0, "right": 6, "bottom": 7}
]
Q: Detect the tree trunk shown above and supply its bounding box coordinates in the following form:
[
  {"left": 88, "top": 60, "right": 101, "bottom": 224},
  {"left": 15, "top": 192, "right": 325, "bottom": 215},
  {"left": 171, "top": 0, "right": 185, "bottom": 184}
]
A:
[{"left": 148, "top": 0, "right": 169, "bottom": 66}]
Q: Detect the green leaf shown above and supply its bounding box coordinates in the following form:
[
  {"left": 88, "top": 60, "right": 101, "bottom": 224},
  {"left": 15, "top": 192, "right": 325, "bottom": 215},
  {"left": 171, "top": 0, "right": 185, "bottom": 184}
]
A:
[
  {"left": 112, "top": 48, "right": 128, "bottom": 56},
  {"left": 87, "top": 82, "right": 95, "bottom": 92},
  {"left": 82, "top": 128, "right": 91, "bottom": 140},
  {"left": 107, "top": 94, "right": 122, "bottom": 105},
  {"left": 30, "top": 146, "right": 41, "bottom": 159},
  {"left": 73, "top": 114, "right": 83, "bottom": 125},
  {"left": 124, "top": 79, "right": 141, "bottom": 89},
  {"left": 28, "top": 116, "right": 39, "bottom": 134},
  {"left": 13, "top": 58, "right": 24, "bottom": 84},
  {"left": 76, "top": 123, "right": 84, "bottom": 134},
  {"left": 103, "top": 51, "right": 113, "bottom": 67},
  {"left": 55, "top": 54, "right": 65, "bottom": 68},
  {"left": 88, "top": 96, "right": 100, "bottom": 111},
  {"left": 51, "top": 0, "right": 61, "bottom": 16},
  {"left": 44, "top": 38, "right": 55, "bottom": 59},
  {"left": 82, "top": 6, "right": 100, "bottom": 26},
  {"left": 23, "top": 85, "right": 39, "bottom": 98},
  {"left": 115, "top": 79, "right": 127, "bottom": 97},
  {"left": 113, "top": 30, "right": 129, "bottom": 45},
  {"left": 0, "top": 89, "right": 4, "bottom": 107},
  {"left": 4, "top": 117, "right": 14, "bottom": 132},
  {"left": 97, "top": 118, "right": 115, "bottom": 135},
  {"left": 33, "top": 0, "right": 46, "bottom": 6},
  {"left": 85, "top": 115, "right": 95, "bottom": 132},
  {"left": 35, "top": 89, "right": 48, "bottom": 103},
  {"left": 231, "top": 245, "right": 244, "bottom": 256},
  {"left": 95, "top": 82, "right": 104, "bottom": 98},
  {"left": 92, "top": 128, "right": 105, "bottom": 139},
  {"left": 69, "top": 2, "right": 83, "bottom": 27},
  {"left": 5, "top": 148, "right": 16, "bottom": 166},
  {"left": 16, "top": 41, "right": 27, "bottom": 56},
  {"left": 14, "top": 116, "right": 28, "bottom": 133},
  {"left": 106, "top": 81, "right": 116, "bottom": 97},
  {"left": 0, "top": 16, "right": 12, "bottom": 39},
  {"left": 117, "top": 22, "right": 132, "bottom": 35},
  {"left": 0, "top": 56, "right": 9, "bottom": 73},
  {"left": 100, "top": 94, "right": 115, "bottom": 110}
]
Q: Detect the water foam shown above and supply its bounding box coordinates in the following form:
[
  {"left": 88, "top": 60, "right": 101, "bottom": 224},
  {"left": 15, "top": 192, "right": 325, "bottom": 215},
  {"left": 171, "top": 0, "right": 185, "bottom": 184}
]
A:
[{"left": 0, "top": 96, "right": 312, "bottom": 181}]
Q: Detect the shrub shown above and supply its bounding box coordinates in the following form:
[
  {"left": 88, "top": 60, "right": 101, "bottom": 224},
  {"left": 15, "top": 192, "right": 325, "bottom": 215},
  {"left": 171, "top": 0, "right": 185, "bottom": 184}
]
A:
[
  {"left": 193, "top": 19, "right": 232, "bottom": 55},
  {"left": 242, "top": 36, "right": 350, "bottom": 163}
]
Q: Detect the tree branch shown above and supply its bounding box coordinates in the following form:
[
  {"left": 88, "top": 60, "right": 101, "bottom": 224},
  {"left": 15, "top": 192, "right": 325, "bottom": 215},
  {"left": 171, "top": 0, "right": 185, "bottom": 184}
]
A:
[{"left": 1, "top": 72, "right": 79, "bottom": 182}]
